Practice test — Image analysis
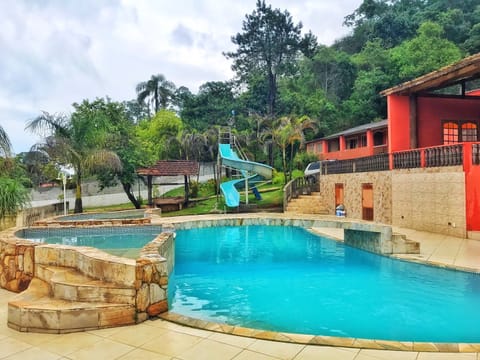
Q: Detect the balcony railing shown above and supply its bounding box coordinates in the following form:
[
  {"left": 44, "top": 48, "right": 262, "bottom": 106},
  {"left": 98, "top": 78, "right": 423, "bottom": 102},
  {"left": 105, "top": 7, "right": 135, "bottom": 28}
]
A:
[
  {"left": 425, "top": 144, "right": 463, "bottom": 167},
  {"left": 322, "top": 154, "right": 389, "bottom": 175},
  {"left": 472, "top": 144, "right": 480, "bottom": 165},
  {"left": 320, "top": 143, "right": 479, "bottom": 175},
  {"left": 393, "top": 150, "right": 421, "bottom": 169}
]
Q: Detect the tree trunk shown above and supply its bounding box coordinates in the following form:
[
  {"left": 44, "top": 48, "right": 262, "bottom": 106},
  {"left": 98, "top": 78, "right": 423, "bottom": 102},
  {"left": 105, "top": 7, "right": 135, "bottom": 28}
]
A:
[
  {"left": 73, "top": 183, "right": 83, "bottom": 214},
  {"left": 74, "top": 172, "right": 83, "bottom": 213},
  {"left": 267, "top": 70, "right": 277, "bottom": 116},
  {"left": 122, "top": 182, "right": 141, "bottom": 209}
]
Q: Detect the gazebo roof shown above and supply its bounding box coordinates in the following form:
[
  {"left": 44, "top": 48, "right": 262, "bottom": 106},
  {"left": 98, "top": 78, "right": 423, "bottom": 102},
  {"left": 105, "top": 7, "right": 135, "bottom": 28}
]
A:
[{"left": 137, "top": 160, "right": 199, "bottom": 176}]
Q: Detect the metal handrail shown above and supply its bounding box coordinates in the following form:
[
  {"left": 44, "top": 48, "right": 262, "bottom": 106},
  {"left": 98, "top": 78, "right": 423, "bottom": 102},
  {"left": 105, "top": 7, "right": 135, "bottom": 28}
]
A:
[{"left": 283, "top": 173, "right": 320, "bottom": 212}]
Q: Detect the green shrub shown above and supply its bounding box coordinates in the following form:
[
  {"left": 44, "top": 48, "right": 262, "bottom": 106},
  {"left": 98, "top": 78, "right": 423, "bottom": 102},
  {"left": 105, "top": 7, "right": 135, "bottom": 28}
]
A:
[
  {"left": 272, "top": 171, "right": 285, "bottom": 185},
  {"left": 0, "top": 177, "right": 30, "bottom": 217},
  {"left": 293, "top": 151, "right": 320, "bottom": 171},
  {"left": 189, "top": 180, "right": 199, "bottom": 198},
  {"left": 292, "top": 169, "right": 304, "bottom": 179}
]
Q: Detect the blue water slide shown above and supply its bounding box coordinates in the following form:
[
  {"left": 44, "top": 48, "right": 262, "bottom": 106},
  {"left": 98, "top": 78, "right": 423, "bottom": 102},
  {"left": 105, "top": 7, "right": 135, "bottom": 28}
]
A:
[{"left": 219, "top": 144, "right": 273, "bottom": 207}]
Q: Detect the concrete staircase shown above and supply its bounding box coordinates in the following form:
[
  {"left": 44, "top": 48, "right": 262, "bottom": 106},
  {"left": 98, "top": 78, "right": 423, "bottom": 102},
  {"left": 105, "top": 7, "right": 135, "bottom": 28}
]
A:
[
  {"left": 8, "top": 264, "right": 136, "bottom": 333},
  {"left": 285, "top": 192, "right": 329, "bottom": 215}
]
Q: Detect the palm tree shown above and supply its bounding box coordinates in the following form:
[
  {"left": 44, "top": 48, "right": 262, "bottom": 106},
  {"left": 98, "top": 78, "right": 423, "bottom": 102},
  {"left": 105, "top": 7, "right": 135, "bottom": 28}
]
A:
[
  {"left": 267, "top": 115, "right": 317, "bottom": 183},
  {"left": 0, "top": 125, "right": 12, "bottom": 157},
  {"left": 136, "top": 74, "right": 176, "bottom": 116},
  {"left": 26, "top": 111, "right": 122, "bottom": 213}
]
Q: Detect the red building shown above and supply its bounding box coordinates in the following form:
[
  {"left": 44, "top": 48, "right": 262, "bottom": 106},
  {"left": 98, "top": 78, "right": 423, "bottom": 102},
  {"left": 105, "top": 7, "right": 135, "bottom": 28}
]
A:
[
  {"left": 304, "top": 53, "right": 480, "bottom": 237},
  {"left": 382, "top": 53, "right": 480, "bottom": 233},
  {"left": 306, "top": 120, "right": 388, "bottom": 161}
]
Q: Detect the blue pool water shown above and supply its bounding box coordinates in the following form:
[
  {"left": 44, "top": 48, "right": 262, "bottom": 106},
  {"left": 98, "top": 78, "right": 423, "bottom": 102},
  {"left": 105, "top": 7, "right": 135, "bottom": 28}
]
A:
[
  {"left": 19, "top": 226, "right": 162, "bottom": 258},
  {"left": 168, "top": 225, "right": 480, "bottom": 343}
]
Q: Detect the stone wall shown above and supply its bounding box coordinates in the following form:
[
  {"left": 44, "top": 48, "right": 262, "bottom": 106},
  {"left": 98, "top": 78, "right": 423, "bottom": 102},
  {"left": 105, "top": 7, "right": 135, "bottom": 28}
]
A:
[
  {"left": 319, "top": 171, "right": 392, "bottom": 224},
  {"left": 16, "top": 203, "right": 65, "bottom": 228},
  {"left": 0, "top": 234, "right": 37, "bottom": 292},
  {"left": 391, "top": 166, "right": 466, "bottom": 238},
  {"left": 0, "top": 216, "right": 16, "bottom": 232},
  {"left": 135, "top": 230, "right": 175, "bottom": 322},
  {"left": 319, "top": 166, "right": 466, "bottom": 238}
]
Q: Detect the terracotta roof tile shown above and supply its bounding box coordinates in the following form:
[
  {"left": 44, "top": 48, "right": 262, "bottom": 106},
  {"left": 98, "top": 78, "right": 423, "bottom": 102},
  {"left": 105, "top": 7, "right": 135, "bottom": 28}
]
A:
[{"left": 137, "top": 160, "right": 199, "bottom": 176}]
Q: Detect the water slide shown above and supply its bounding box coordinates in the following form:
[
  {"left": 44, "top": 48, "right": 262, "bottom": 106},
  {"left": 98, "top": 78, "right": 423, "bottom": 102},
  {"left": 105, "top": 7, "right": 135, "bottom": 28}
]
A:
[{"left": 219, "top": 143, "right": 273, "bottom": 207}]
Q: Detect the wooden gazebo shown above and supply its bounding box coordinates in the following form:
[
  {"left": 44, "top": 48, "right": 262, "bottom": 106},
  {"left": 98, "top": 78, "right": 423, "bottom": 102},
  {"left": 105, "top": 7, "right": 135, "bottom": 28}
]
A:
[{"left": 136, "top": 160, "right": 200, "bottom": 208}]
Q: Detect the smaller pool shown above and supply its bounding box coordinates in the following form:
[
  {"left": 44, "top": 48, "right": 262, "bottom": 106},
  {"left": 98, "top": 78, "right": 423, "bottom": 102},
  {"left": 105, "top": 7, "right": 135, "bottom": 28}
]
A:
[
  {"left": 58, "top": 209, "right": 147, "bottom": 221},
  {"left": 17, "top": 225, "right": 163, "bottom": 259}
]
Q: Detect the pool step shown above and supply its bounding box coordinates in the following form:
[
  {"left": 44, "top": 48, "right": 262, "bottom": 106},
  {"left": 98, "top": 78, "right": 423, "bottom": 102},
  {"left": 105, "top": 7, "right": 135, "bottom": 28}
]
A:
[
  {"left": 285, "top": 193, "right": 329, "bottom": 215},
  {"left": 36, "top": 264, "right": 136, "bottom": 305},
  {"left": 8, "top": 278, "right": 136, "bottom": 333},
  {"left": 392, "top": 233, "right": 420, "bottom": 254}
]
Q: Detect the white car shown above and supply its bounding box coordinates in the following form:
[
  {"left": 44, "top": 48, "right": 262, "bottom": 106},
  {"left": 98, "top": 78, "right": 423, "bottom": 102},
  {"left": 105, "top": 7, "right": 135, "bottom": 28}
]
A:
[{"left": 304, "top": 161, "right": 320, "bottom": 181}]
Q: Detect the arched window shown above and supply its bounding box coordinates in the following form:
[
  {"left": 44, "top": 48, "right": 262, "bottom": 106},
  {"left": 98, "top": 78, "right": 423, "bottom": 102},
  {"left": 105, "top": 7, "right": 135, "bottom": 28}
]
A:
[
  {"left": 443, "top": 122, "right": 459, "bottom": 144},
  {"left": 462, "top": 122, "right": 478, "bottom": 142}
]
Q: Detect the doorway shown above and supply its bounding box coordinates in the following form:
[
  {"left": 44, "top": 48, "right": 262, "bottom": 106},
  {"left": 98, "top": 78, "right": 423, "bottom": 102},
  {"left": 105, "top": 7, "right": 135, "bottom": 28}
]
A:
[
  {"left": 335, "top": 183, "right": 344, "bottom": 208},
  {"left": 362, "top": 183, "right": 374, "bottom": 221}
]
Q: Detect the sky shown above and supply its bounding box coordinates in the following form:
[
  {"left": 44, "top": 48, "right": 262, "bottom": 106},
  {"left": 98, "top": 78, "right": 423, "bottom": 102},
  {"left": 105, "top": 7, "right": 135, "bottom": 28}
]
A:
[{"left": 0, "top": 0, "right": 363, "bottom": 154}]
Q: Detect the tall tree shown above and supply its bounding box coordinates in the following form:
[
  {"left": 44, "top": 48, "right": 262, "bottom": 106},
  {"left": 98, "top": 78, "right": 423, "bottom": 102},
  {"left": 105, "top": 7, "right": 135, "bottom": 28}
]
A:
[
  {"left": 26, "top": 108, "right": 122, "bottom": 213},
  {"left": 224, "top": 0, "right": 316, "bottom": 116},
  {"left": 390, "top": 21, "right": 463, "bottom": 82},
  {"left": 179, "top": 81, "right": 237, "bottom": 130},
  {"left": 76, "top": 99, "right": 147, "bottom": 209},
  {"left": 136, "top": 74, "right": 176, "bottom": 116},
  {"left": 263, "top": 115, "right": 316, "bottom": 182},
  {"left": 137, "top": 109, "right": 184, "bottom": 160}
]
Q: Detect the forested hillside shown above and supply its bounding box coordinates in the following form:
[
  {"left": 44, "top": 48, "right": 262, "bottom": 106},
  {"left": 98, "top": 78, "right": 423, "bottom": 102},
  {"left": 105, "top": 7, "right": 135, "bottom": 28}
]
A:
[{"left": 176, "top": 0, "right": 478, "bottom": 147}]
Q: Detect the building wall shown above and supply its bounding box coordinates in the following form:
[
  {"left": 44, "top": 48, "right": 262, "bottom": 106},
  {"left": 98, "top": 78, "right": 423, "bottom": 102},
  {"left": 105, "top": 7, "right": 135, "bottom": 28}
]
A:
[
  {"left": 417, "top": 97, "right": 480, "bottom": 148},
  {"left": 320, "top": 171, "right": 392, "bottom": 224},
  {"left": 319, "top": 146, "right": 373, "bottom": 161},
  {"left": 391, "top": 166, "right": 466, "bottom": 238},
  {"left": 388, "top": 95, "right": 411, "bottom": 152},
  {"left": 320, "top": 166, "right": 466, "bottom": 238}
]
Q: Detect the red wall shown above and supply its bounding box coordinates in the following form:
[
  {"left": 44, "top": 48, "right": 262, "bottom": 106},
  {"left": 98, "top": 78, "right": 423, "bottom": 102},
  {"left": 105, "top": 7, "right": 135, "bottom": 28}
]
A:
[
  {"left": 466, "top": 166, "right": 480, "bottom": 231},
  {"left": 417, "top": 97, "right": 480, "bottom": 148},
  {"left": 388, "top": 95, "right": 411, "bottom": 152},
  {"left": 319, "top": 146, "right": 373, "bottom": 161}
]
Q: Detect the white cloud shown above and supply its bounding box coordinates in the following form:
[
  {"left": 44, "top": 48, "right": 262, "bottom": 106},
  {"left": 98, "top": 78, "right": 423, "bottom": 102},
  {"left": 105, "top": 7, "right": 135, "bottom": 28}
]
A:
[{"left": 0, "top": 0, "right": 361, "bottom": 154}]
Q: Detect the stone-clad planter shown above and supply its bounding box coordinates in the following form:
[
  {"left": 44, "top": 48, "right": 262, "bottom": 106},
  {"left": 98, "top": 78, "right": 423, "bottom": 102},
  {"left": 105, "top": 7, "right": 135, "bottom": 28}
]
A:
[{"left": 2, "top": 225, "right": 175, "bottom": 333}]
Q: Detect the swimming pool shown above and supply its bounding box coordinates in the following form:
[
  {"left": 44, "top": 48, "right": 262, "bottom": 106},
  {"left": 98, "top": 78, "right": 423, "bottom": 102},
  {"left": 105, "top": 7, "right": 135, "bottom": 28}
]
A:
[
  {"left": 168, "top": 225, "right": 480, "bottom": 343},
  {"left": 18, "top": 225, "right": 163, "bottom": 259}
]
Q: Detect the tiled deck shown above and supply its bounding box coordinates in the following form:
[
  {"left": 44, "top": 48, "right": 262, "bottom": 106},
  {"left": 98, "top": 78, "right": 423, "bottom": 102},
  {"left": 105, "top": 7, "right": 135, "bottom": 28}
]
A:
[{"left": 2, "top": 214, "right": 480, "bottom": 359}]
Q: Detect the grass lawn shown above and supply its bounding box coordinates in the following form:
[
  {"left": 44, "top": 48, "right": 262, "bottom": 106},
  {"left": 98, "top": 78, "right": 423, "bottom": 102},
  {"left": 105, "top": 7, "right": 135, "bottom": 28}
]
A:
[
  {"left": 161, "top": 183, "right": 283, "bottom": 216},
  {"left": 84, "top": 181, "right": 283, "bottom": 216}
]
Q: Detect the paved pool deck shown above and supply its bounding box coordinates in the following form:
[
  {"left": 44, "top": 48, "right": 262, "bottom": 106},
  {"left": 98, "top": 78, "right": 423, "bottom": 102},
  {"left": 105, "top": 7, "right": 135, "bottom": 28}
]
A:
[{"left": 1, "top": 214, "right": 480, "bottom": 359}]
